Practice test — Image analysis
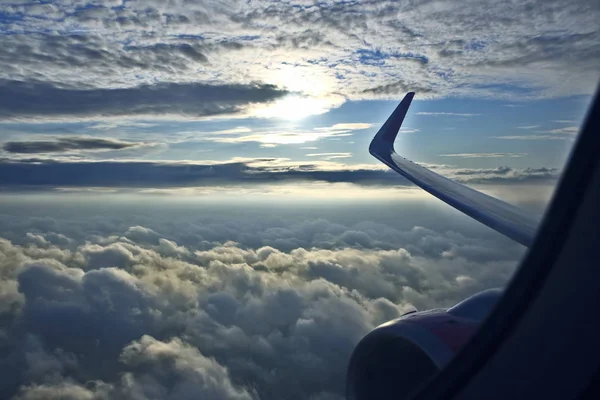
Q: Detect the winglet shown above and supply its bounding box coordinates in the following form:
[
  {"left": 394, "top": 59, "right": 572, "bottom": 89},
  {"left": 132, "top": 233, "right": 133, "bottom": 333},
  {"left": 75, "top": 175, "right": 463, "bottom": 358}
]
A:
[
  {"left": 369, "top": 92, "right": 415, "bottom": 155},
  {"left": 369, "top": 92, "right": 540, "bottom": 247}
]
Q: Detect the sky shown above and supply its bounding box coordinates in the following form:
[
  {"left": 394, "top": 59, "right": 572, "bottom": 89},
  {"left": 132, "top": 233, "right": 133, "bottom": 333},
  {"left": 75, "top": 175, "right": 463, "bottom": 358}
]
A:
[{"left": 0, "top": 0, "right": 599, "bottom": 399}]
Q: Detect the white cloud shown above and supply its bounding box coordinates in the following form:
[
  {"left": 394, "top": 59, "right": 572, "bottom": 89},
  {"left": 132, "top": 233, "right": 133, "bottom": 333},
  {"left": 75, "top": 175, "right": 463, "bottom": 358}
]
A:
[
  {"left": 14, "top": 382, "right": 112, "bottom": 400},
  {"left": 209, "top": 123, "right": 361, "bottom": 145},
  {"left": 545, "top": 126, "right": 579, "bottom": 135},
  {"left": 119, "top": 335, "right": 254, "bottom": 400},
  {"left": 0, "top": 209, "right": 525, "bottom": 399},
  {"left": 517, "top": 125, "right": 539, "bottom": 129},
  {"left": 493, "top": 135, "right": 573, "bottom": 140},
  {"left": 399, "top": 127, "right": 420, "bottom": 133},
  {"left": 305, "top": 153, "right": 353, "bottom": 160},
  {"left": 314, "top": 123, "right": 373, "bottom": 132},
  {"left": 421, "top": 164, "right": 559, "bottom": 184},
  {"left": 213, "top": 131, "right": 336, "bottom": 145},
  {"left": 416, "top": 112, "right": 481, "bottom": 117},
  {"left": 440, "top": 153, "right": 527, "bottom": 158},
  {"left": 207, "top": 127, "right": 253, "bottom": 135},
  {"left": 89, "top": 121, "right": 159, "bottom": 131},
  {"left": 213, "top": 122, "right": 371, "bottom": 146}
]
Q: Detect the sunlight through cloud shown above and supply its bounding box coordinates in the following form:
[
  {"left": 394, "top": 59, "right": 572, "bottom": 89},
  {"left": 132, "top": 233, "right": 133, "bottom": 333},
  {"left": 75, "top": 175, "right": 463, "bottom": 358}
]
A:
[{"left": 252, "top": 95, "right": 345, "bottom": 120}]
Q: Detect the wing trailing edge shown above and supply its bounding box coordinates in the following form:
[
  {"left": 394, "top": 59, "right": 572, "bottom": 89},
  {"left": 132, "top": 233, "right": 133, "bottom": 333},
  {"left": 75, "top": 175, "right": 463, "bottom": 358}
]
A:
[{"left": 369, "top": 93, "right": 540, "bottom": 247}]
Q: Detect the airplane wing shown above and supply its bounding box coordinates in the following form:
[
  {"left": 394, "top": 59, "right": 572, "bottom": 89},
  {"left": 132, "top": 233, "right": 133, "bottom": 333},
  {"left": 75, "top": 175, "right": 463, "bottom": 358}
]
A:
[{"left": 369, "top": 92, "right": 540, "bottom": 247}]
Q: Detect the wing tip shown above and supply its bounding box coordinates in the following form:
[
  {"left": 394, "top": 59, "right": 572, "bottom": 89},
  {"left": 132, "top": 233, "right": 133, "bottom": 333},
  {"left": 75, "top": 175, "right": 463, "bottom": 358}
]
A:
[{"left": 369, "top": 92, "right": 415, "bottom": 156}]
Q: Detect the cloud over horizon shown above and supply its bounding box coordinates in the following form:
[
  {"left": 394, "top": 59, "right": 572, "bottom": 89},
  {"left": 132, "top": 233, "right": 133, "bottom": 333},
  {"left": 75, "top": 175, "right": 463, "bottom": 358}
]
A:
[{"left": 0, "top": 157, "right": 560, "bottom": 190}]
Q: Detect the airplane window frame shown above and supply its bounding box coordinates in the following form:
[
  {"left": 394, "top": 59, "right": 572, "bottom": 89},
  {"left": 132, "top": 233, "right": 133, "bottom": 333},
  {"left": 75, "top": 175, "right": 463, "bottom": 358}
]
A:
[{"left": 412, "top": 86, "right": 600, "bottom": 400}]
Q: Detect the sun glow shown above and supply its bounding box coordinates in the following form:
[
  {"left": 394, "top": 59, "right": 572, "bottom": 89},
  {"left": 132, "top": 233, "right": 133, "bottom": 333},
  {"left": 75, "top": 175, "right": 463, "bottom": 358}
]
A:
[
  {"left": 248, "top": 62, "right": 345, "bottom": 120},
  {"left": 253, "top": 95, "right": 340, "bottom": 120}
]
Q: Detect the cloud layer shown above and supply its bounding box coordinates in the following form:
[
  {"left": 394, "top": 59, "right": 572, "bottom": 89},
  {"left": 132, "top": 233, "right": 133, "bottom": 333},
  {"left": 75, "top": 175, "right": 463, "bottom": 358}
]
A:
[
  {"left": 0, "top": 0, "right": 598, "bottom": 120},
  {"left": 0, "top": 205, "right": 523, "bottom": 399}
]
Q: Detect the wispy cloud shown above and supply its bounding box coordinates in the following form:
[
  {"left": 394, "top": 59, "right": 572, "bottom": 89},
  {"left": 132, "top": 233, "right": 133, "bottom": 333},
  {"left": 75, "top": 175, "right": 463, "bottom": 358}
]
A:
[
  {"left": 416, "top": 112, "right": 481, "bottom": 117},
  {"left": 545, "top": 126, "right": 579, "bottom": 135},
  {"left": 497, "top": 125, "right": 580, "bottom": 140},
  {"left": 208, "top": 122, "right": 370, "bottom": 145},
  {"left": 305, "top": 152, "right": 353, "bottom": 160},
  {"left": 89, "top": 121, "right": 159, "bottom": 130},
  {"left": 207, "top": 127, "right": 253, "bottom": 135},
  {"left": 213, "top": 131, "right": 332, "bottom": 145},
  {"left": 399, "top": 127, "right": 420, "bottom": 133},
  {"left": 314, "top": 123, "right": 373, "bottom": 132},
  {"left": 494, "top": 135, "right": 573, "bottom": 140},
  {"left": 440, "top": 153, "right": 527, "bottom": 158},
  {"left": 517, "top": 125, "right": 539, "bottom": 129},
  {"left": 2, "top": 137, "right": 148, "bottom": 154}
]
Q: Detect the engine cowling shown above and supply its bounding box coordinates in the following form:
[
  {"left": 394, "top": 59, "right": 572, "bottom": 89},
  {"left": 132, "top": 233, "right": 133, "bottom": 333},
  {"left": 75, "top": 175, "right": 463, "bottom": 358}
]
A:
[{"left": 346, "top": 289, "right": 502, "bottom": 400}]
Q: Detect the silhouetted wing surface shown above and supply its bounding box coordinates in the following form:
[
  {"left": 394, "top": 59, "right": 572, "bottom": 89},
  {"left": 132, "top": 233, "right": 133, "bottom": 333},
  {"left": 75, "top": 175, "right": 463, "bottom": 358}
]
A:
[{"left": 369, "top": 93, "right": 540, "bottom": 247}]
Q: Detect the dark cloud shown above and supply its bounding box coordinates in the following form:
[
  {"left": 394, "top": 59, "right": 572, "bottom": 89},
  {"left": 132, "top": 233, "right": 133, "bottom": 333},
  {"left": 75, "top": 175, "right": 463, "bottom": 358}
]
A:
[
  {"left": 125, "top": 43, "right": 210, "bottom": 63},
  {"left": 0, "top": 158, "right": 559, "bottom": 189},
  {"left": 361, "top": 81, "right": 434, "bottom": 95},
  {"left": 274, "top": 30, "right": 334, "bottom": 49},
  {"left": 2, "top": 137, "right": 142, "bottom": 154},
  {"left": 0, "top": 207, "right": 522, "bottom": 399},
  {"left": 0, "top": 32, "right": 241, "bottom": 83},
  {"left": 0, "top": 80, "right": 287, "bottom": 121},
  {"left": 0, "top": 158, "right": 404, "bottom": 188},
  {"left": 467, "top": 32, "right": 600, "bottom": 69},
  {"left": 0, "top": 0, "right": 597, "bottom": 103}
]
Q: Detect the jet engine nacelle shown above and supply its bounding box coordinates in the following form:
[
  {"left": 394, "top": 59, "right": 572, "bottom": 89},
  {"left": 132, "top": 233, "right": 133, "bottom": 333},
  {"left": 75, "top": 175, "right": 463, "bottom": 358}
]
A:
[{"left": 346, "top": 289, "right": 502, "bottom": 400}]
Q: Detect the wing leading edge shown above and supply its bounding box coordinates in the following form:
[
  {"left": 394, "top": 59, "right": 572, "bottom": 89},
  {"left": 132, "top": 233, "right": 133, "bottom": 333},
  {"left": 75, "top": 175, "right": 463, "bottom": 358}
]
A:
[{"left": 369, "top": 92, "right": 540, "bottom": 247}]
